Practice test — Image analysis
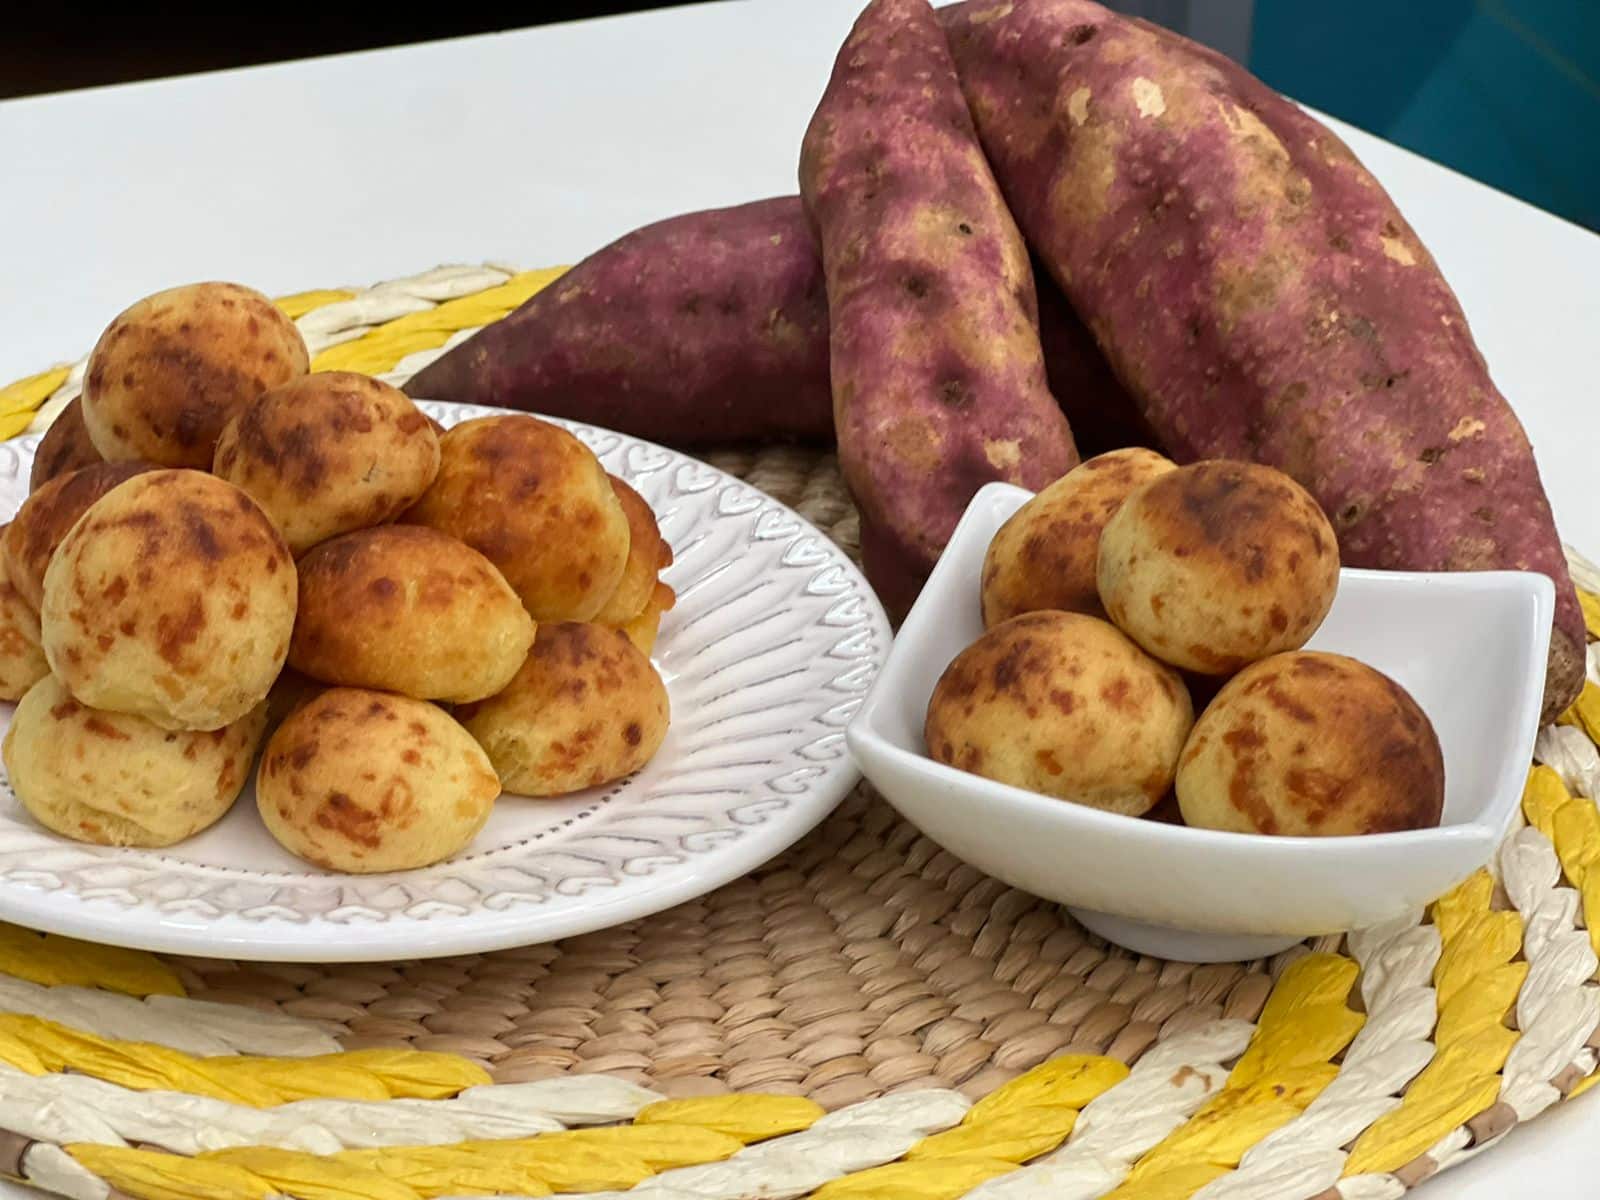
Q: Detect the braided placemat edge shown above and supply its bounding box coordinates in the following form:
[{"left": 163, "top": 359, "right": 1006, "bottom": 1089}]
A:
[{"left": 0, "top": 267, "right": 1597, "bottom": 1200}]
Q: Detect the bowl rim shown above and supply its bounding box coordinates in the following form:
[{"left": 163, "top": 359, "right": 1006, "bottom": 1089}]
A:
[{"left": 848, "top": 480, "right": 1555, "bottom": 856}]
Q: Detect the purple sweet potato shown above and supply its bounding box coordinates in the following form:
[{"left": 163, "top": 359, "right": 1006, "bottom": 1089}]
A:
[
  {"left": 404, "top": 198, "right": 832, "bottom": 445},
  {"left": 946, "top": 0, "right": 1584, "bottom": 718},
  {"left": 800, "top": 0, "right": 1078, "bottom": 618},
  {"left": 1036, "top": 263, "right": 1156, "bottom": 456}
]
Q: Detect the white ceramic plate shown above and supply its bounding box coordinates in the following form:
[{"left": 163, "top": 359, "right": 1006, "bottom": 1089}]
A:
[
  {"left": 849, "top": 482, "right": 1553, "bottom": 963},
  {"left": 0, "top": 402, "right": 890, "bottom": 961}
]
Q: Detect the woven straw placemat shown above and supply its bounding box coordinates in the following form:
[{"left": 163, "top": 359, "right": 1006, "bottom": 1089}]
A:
[{"left": 1, "top": 267, "right": 1599, "bottom": 1200}]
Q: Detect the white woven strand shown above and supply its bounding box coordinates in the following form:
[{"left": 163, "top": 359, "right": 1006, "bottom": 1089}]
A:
[
  {"left": 1336, "top": 775, "right": 1600, "bottom": 1197},
  {"left": 1334, "top": 1178, "right": 1406, "bottom": 1200},
  {"left": 0, "top": 977, "right": 339, "bottom": 1058},
  {"left": 0, "top": 1070, "right": 126, "bottom": 1147},
  {"left": 1497, "top": 826, "right": 1600, "bottom": 1123},
  {"left": 385, "top": 325, "right": 484, "bottom": 388},
  {"left": 1567, "top": 548, "right": 1600, "bottom": 596},
  {"left": 1536, "top": 726, "right": 1600, "bottom": 799},
  {"left": 0, "top": 1064, "right": 680, "bottom": 1156},
  {"left": 952, "top": 1020, "right": 1255, "bottom": 1200},
  {"left": 142, "top": 994, "right": 343, "bottom": 1057},
  {"left": 555, "top": 1091, "right": 971, "bottom": 1200},
  {"left": 18, "top": 1145, "right": 109, "bottom": 1200},
  {"left": 1193, "top": 916, "right": 1440, "bottom": 1200}
]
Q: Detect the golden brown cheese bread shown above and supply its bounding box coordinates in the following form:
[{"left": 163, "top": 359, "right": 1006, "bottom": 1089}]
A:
[
  {"left": 595, "top": 475, "right": 665, "bottom": 625},
  {"left": 981, "top": 448, "right": 1175, "bottom": 627},
  {"left": 40, "top": 470, "right": 296, "bottom": 730},
  {"left": 4, "top": 461, "right": 159, "bottom": 611},
  {"left": 925, "top": 611, "right": 1193, "bottom": 817},
  {"left": 1098, "top": 462, "right": 1340, "bottom": 674},
  {"left": 402, "top": 415, "right": 630, "bottom": 622},
  {"left": 613, "top": 580, "right": 676, "bottom": 659},
  {"left": 256, "top": 688, "right": 498, "bottom": 872},
  {"left": 457, "top": 622, "right": 669, "bottom": 797},
  {"left": 1177, "top": 651, "right": 1444, "bottom": 836},
  {"left": 0, "top": 537, "right": 47, "bottom": 702},
  {"left": 213, "top": 372, "right": 440, "bottom": 556},
  {"left": 3, "top": 675, "right": 266, "bottom": 847},
  {"left": 81, "top": 282, "right": 308, "bottom": 468},
  {"left": 262, "top": 667, "right": 322, "bottom": 733},
  {"left": 28, "top": 398, "right": 103, "bottom": 493},
  {"left": 290, "top": 526, "right": 535, "bottom": 703}
]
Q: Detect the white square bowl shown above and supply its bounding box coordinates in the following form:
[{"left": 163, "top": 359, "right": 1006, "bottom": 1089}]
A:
[{"left": 846, "top": 482, "right": 1554, "bottom": 962}]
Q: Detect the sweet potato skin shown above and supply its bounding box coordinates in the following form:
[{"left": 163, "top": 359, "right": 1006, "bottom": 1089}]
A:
[
  {"left": 408, "top": 189, "right": 1141, "bottom": 460},
  {"left": 404, "top": 198, "right": 832, "bottom": 445},
  {"left": 1036, "top": 265, "right": 1155, "bottom": 456},
  {"left": 800, "top": 0, "right": 1078, "bottom": 618},
  {"left": 946, "top": 0, "right": 1584, "bottom": 718}
]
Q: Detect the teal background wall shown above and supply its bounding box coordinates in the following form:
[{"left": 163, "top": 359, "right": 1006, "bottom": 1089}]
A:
[{"left": 1249, "top": 1, "right": 1600, "bottom": 231}]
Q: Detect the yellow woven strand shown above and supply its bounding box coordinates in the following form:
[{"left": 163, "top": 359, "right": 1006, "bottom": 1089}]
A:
[
  {"left": 1101, "top": 1163, "right": 1234, "bottom": 1200},
  {"left": 310, "top": 267, "right": 566, "bottom": 375},
  {"left": 334, "top": 1145, "right": 552, "bottom": 1197},
  {"left": 1523, "top": 764, "right": 1574, "bottom": 842},
  {"left": 1580, "top": 589, "right": 1600, "bottom": 641},
  {"left": 963, "top": 1054, "right": 1130, "bottom": 1124},
  {"left": 1525, "top": 731, "right": 1600, "bottom": 1095},
  {"left": 0, "top": 1028, "right": 46, "bottom": 1074},
  {"left": 274, "top": 288, "right": 357, "bottom": 319},
  {"left": 202, "top": 1147, "right": 421, "bottom": 1200},
  {"left": 1556, "top": 682, "right": 1600, "bottom": 742},
  {"left": 0, "top": 923, "right": 184, "bottom": 996},
  {"left": 631, "top": 1094, "right": 823, "bottom": 1141},
  {"left": 408, "top": 1137, "right": 649, "bottom": 1192},
  {"left": 551, "top": 1124, "right": 744, "bottom": 1170},
  {"left": 0, "top": 1013, "right": 487, "bottom": 1106},
  {"left": 906, "top": 1106, "right": 1080, "bottom": 1163},
  {"left": 1344, "top": 869, "right": 1524, "bottom": 1176},
  {"left": 0, "top": 366, "right": 69, "bottom": 419},
  {"left": 1433, "top": 962, "right": 1528, "bottom": 1046},
  {"left": 1114, "top": 954, "right": 1360, "bottom": 1196},
  {"left": 66, "top": 1145, "right": 276, "bottom": 1200},
  {"left": 1226, "top": 955, "right": 1364, "bottom": 1090},
  {"left": 810, "top": 1157, "right": 1016, "bottom": 1200}
]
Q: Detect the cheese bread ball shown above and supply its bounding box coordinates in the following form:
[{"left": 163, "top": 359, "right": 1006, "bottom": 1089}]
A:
[
  {"left": 982, "top": 448, "right": 1175, "bottom": 627},
  {"left": 1098, "top": 461, "right": 1340, "bottom": 674},
  {"left": 612, "top": 580, "right": 676, "bottom": 658},
  {"left": 257, "top": 688, "right": 498, "bottom": 872},
  {"left": 4, "top": 461, "right": 158, "bottom": 610},
  {"left": 29, "top": 398, "right": 103, "bottom": 493},
  {"left": 81, "top": 282, "right": 308, "bottom": 468},
  {"left": 1177, "top": 651, "right": 1444, "bottom": 836},
  {"left": 290, "top": 526, "right": 535, "bottom": 703},
  {"left": 0, "top": 554, "right": 47, "bottom": 701},
  {"left": 456, "top": 622, "right": 670, "bottom": 797},
  {"left": 403, "top": 415, "right": 630, "bottom": 621},
  {"left": 213, "top": 372, "right": 440, "bottom": 556},
  {"left": 40, "top": 470, "right": 296, "bottom": 730},
  {"left": 263, "top": 667, "right": 322, "bottom": 733},
  {"left": 3, "top": 675, "right": 266, "bottom": 847},
  {"left": 925, "top": 612, "right": 1193, "bottom": 816},
  {"left": 595, "top": 476, "right": 665, "bottom": 625}
]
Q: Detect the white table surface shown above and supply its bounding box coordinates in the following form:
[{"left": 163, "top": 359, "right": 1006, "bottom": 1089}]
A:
[{"left": 1, "top": 1, "right": 1597, "bottom": 1194}]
